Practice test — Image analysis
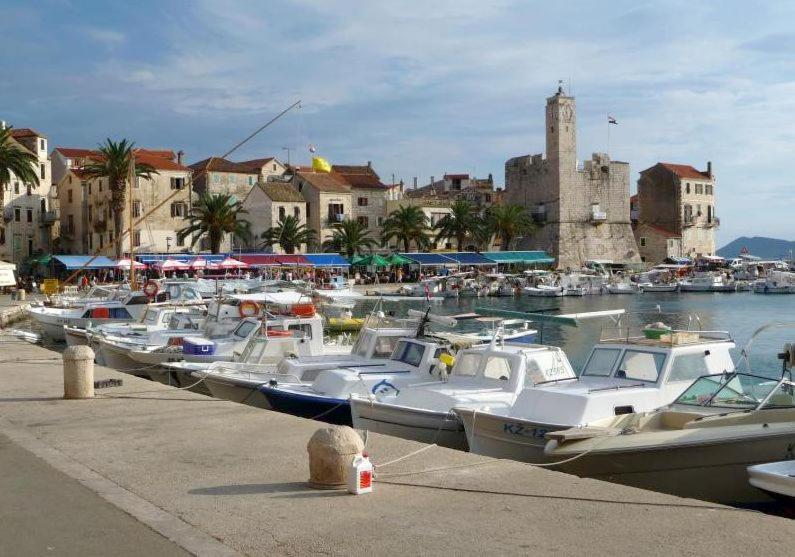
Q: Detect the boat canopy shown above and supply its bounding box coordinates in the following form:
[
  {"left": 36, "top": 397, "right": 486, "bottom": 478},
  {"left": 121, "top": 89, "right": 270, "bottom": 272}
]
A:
[
  {"left": 443, "top": 252, "right": 494, "bottom": 266},
  {"left": 53, "top": 255, "right": 118, "bottom": 269}
]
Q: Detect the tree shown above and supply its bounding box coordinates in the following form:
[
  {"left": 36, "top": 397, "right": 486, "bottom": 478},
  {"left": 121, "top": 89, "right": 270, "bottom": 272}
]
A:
[
  {"left": 260, "top": 214, "right": 315, "bottom": 254},
  {"left": 487, "top": 204, "right": 535, "bottom": 251},
  {"left": 380, "top": 205, "right": 431, "bottom": 252},
  {"left": 82, "top": 139, "right": 157, "bottom": 258},
  {"left": 177, "top": 192, "right": 251, "bottom": 254},
  {"left": 0, "top": 126, "right": 39, "bottom": 190},
  {"left": 434, "top": 199, "right": 479, "bottom": 252},
  {"left": 322, "top": 219, "right": 376, "bottom": 258}
]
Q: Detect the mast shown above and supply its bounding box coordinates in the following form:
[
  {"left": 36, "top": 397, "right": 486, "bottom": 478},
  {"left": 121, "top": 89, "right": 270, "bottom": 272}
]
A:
[{"left": 128, "top": 152, "right": 136, "bottom": 290}]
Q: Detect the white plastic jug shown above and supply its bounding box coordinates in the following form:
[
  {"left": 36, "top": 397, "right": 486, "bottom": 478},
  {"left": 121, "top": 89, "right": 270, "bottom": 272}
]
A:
[{"left": 347, "top": 453, "right": 373, "bottom": 495}]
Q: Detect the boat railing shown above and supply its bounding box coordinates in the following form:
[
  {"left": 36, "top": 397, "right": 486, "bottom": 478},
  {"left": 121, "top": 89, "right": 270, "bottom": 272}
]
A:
[{"left": 599, "top": 325, "right": 733, "bottom": 346}]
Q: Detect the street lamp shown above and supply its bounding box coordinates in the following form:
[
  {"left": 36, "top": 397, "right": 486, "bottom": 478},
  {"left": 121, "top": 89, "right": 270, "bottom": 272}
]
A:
[{"left": 166, "top": 236, "right": 172, "bottom": 253}]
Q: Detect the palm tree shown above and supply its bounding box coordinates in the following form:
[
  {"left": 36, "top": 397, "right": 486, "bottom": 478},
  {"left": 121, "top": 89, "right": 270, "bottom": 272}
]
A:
[
  {"left": 260, "top": 214, "right": 315, "bottom": 254},
  {"left": 487, "top": 204, "right": 535, "bottom": 251},
  {"left": 434, "top": 199, "right": 479, "bottom": 252},
  {"left": 322, "top": 219, "right": 376, "bottom": 258},
  {"left": 0, "top": 126, "right": 39, "bottom": 190},
  {"left": 177, "top": 192, "right": 251, "bottom": 254},
  {"left": 380, "top": 205, "right": 431, "bottom": 252},
  {"left": 82, "top": 139, "right": 157, "bottom": 258}
]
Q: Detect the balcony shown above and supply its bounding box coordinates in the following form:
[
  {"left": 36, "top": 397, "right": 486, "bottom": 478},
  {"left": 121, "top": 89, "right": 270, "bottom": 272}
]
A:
[
  {"left": 325, "top": 213, "right": 347, "bottom": 226},
  {"left": 705, "top": 217, "right": 720, "bottom": 228},
  {"left": 39, "top": 210, "right": 58, "bottom": 226},
  {"left": 682, "top": 215, "right": 695, "bottom": 227}
]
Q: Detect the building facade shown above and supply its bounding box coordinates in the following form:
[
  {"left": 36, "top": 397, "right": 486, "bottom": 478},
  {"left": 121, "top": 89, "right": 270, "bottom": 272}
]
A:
[
  {"left": 56, "top": 148, "right": 192, "bottom": 255},
  {"left": 189, "top": 156, "right": 287, "bottom": 201},
  {"left": 240, "top": 182, "right": 307, "bottom": 252},
  {"left": 0, "top": 127, "right": 55, "bottom": 263},
  {"left": 504, "top": 87, "right": 640, "bottom": 269},
  {"left": 635, "top": 162, "right": 718, "bottom": 263},
  {"left": 383, "top": 197, "right": 454, "bottom": 251}
]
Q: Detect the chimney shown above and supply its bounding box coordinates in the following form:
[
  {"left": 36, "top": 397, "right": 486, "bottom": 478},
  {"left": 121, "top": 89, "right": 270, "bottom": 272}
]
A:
[
  {"left": 367, "top": 160, "right": 371, "bottom": 168},
  {"left": 706, "top": 161, "right": 712, "bottom": 178},
  {"left": 177, "top": 150, "right": 184, "bottom": 165},
  {"left": 413, "top": 177, "right": 418, "bottom": 189},
  {"left": 488, "top": 173, "right": 493, "bottom": 183},
  {"left": 430, "top": 175, "right": 435, "bottom": 186}
]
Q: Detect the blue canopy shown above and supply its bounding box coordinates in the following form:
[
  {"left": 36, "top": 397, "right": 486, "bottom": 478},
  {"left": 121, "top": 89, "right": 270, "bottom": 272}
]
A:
[
  {"left": 400, "top": 253, "right": 457, "bottom": 266},
  {"left": 443, "top": 252, "right": 495, "bottom": 265},
  {"left": 53, "top": 255, "right": 118, "bottom": 269},
  {"left": 303, "top": 253, "right": 350, "bottom": 267},
  {"left": 483, "top": 251, "right": 555, "bottom": 264},
  {"left": 135, "top": 253, "right": 225, "bottom": 264}
]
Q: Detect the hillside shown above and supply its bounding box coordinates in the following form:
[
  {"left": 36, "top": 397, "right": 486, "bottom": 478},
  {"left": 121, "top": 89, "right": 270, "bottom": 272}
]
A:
[{"left": 717, "top": 236, "right": 795, "bottom": 259}]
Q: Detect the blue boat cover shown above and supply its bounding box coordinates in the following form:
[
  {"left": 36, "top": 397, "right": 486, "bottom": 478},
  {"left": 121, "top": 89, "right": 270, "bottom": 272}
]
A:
[
  {"left": 444, "top": 252, "right": 494, "bottom": 265},
  {"left": 399, "top": 253, "right": 458, "bottom": 265},
  {"left": 483, "top": 251, "right": 555, "bottom": 264},
  {"left": 53, "top": 255, "right": 118, "bottom": 269},
  {"left": 303, "top": 253, "right": 350, "bottom": 267}
]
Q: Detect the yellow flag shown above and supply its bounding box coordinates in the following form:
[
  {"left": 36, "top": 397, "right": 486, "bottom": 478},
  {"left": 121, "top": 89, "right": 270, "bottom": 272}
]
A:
[{"left": 312, "top": 156, "right": 332, "bottom": 173}]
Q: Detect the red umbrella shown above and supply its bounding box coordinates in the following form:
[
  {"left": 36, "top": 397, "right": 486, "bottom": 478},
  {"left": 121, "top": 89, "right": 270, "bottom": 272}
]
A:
[{"left": 217, "top": 257, "right": 248, "bottom": 269}]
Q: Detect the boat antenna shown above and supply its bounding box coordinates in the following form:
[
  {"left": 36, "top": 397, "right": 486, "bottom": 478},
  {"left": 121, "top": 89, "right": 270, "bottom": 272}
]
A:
[{"left": 415, "top": 306, "right": 432, "bottom": 339}]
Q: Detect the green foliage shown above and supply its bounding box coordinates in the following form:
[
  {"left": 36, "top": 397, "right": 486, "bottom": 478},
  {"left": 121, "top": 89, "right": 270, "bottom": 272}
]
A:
[
  {"left": 260, "top": 214, "right": 316, "bottom": 254},
  {"left": 178, "top": 193, "right": 251, "bottom": 254},
  {"left": 322, "top": 219, "right": 376, "bottom": 258},
  {"left": 380, "top": 205, "right": 431, "bottom": 252},
  {"left": 0, "top": 126, "right": 40, "bottom": 190},
  {"left": 433, "top": 199, "right": 480, "bottom": 252},
  {"left": 487, "top": 204, "right": 535, "bottom": 251}
]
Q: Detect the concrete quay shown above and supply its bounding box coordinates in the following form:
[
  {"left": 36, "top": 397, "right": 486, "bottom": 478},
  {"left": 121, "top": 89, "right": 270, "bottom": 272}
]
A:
[{"left": 0, "top": 339, "right": 792, "bottom": 556}]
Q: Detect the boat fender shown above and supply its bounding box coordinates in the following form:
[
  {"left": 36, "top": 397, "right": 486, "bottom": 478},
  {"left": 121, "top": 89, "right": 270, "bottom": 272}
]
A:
[
  {"left": 143, "top": 280, "right": 159, "bottom": 298},
  {"left": 238, "top": 300, "right": 260, "bottom": 317}
]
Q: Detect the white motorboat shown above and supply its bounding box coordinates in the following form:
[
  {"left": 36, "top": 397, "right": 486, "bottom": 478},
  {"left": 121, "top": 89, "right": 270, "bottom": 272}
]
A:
[
  {"left": 753, "top": 271, "right": 795, "bottom": 294},
  {"left": 679, "top": 273, "right": 736, "bottom": 292},
  {"left": 28, "top": 291, "right": 154, "bottom": 341},
  {"left": 455, "top": 328, "right": 736, "bottom": 464},
  {"left": 196, "top": 316, "right": 418, "bottom": 408},
  {"left": 523, "top": 284, "right": 564, "bottom": 297},
  {"left": 604, "top": 281, "right": 638, "bottom": 294},
  {"left": 350, "top": 342, "right": 576, "bottom": 450},
  {"left": 748, "top": 461, "right": 795, "bottom": 501},
  {"left": 260, "top": 337, "right": 447, "bottom": 425},
  {"left": 638, "top": 283, "right": 678, "bottom": 293},
  {"left": 544, "top": 369, "right": 795, "bottom": 504}
]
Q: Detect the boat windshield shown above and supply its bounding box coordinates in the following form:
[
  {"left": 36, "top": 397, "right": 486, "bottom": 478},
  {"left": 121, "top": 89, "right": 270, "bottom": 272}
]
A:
[
  {"left": 142, "top": 309, "right": 160, "bottom": 325},
  {"left": 581, "top": 348, "right": 621, "bottom": 377},
  {"left": 675, "top": 373, "right": 780, "bottom": 409},
  {"left": 615, "top": 350, "right": 666, "bottom": 383},
  {"left": 390, "top": 340, "right": 426, "bottom": 367}
]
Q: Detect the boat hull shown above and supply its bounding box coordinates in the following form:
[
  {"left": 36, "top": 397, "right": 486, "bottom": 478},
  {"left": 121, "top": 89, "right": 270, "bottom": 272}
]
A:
[
  {"left": 548, "top": 425, "right": 795, "bottom": 505},
  {"left": 98, "top": 340, "right": 151, "bottom": 377},
  {"left": 260, "top": 386, "right": 351, "bottom": 426},
  {"left": 64, "top": 328, "right": 90, "bottom": 347},
  {"left": 350, "top": 398, "right": 467, "bottom": 450},
  {"left": 204, "top": 375, "right": 272, "bottom": 409}
]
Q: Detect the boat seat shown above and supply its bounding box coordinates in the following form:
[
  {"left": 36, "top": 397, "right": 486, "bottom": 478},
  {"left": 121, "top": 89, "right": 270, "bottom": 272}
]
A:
[{"left": 659, "top": 411, "right": 702, "bottom": 429}]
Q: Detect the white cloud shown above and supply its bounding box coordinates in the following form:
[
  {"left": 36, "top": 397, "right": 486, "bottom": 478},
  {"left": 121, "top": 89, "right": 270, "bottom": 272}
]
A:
[{"left": 84, "top": 27, "right": 125, "bottom": 47}]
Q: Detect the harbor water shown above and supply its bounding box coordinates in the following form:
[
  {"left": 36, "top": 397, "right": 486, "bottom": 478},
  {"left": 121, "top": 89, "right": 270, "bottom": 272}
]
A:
[{"left": 356, "top": 291, "right": 795, "bottom": 378}]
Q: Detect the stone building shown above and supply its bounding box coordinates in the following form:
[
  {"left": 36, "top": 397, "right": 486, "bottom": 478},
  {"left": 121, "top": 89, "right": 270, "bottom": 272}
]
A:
[
  {"left": 56, "top": 148, "right": 192, "bottom": 255},
  {"left": 335, "top": 164, "right": 400, "bottom": 240},
  {"left": 240, "top": 182, "right": 307, "bottom": 252},
  {"left": 0, "top": 126, "right": 55, "bottom": 263},
  {"left": 634, "top": 162, "right": 718, "bottom": 263},
  {"left": 189, "top": 156, "right": 287, "bottom": 200},
  {"left": 405, "top": 173, "right": 501, "bottom": 209},
  {"left": 504, "top": 87, "right": 639, "bottom": 269}
]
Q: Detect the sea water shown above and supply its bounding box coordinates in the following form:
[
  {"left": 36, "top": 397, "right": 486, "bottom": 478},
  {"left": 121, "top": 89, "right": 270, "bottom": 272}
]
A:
[{"left": 357, "top": 291, "right": 795, "bottom": 378}]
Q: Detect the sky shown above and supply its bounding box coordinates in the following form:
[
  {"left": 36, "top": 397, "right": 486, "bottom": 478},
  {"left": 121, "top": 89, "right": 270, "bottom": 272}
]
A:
[{"left": 2, "top": 0, "right": 794, "bottom": 247}]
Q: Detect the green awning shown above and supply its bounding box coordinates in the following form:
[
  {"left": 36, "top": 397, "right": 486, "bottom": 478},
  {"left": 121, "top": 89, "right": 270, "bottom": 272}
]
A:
[
  {"left": 483, "top": 251, "right": 554, "bottom": 264},
  {"left": 352, "top": 254, "right": 390, "bottom": 267},
  {"left": 385, "top": 253, "right": 412, "bottom": 265},
  {"left": 29, "top": 254, "right": 53, "bottom": 265}
]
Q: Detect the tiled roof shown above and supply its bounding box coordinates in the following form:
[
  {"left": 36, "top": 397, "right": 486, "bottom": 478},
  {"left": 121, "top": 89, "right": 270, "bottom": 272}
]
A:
[
  {"left": 658, "top": 163, "right": 711, "bottom": 180},
  {"left": 259, "top": 182, "right": 305, "bottom": 202},
  {"left": 135, "top": 152, "right": 188, "bottom": 171},
  {"left": 10, "top": 128, "right": 45, "bottom": 139},
  {"left": 332, "top": 164, "right": 379, "bottom": 177},
  {"left": 188, "top": 156, "right": 257, "bottom": 174},
  {"left": 238, "top": 157, "right": 276, "bottom": 171},
  {"left": 55, "top": 147, "right": 96, "bottom": 159},
  {"left": 339, "top": 172, "right": 389, "bottom": 190},
  {"left": 296, "top": 170, "right": 351, "bottom": 193}
]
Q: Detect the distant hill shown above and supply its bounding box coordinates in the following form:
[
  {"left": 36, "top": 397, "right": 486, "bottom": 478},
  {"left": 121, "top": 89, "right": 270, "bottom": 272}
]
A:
[{"left": 717, "top": 236, "right": 795, "bottom": 260}]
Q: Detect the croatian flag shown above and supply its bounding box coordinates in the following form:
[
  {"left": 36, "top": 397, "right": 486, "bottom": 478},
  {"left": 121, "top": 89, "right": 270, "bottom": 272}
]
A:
[{"left": 608, "top": 115, "right": 618, "bottom": 125}]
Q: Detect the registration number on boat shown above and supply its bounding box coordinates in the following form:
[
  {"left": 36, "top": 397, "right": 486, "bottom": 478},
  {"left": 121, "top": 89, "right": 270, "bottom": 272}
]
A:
[{"left": 503, "top": 423, "right": 548, "bottom": 439}]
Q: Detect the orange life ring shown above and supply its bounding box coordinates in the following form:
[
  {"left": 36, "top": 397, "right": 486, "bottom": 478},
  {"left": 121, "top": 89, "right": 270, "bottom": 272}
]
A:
[
  {"left": 266, "top": 328, "right": 292, "bottom": 337},
  {"left": 238, "top": 300, "right": 260, "bottom": 317},
  {"left": 143, "top": 280, "right": 159, "bottom": 297},
  {"left": 291, "top": 303, "right": 316, "bottom": 318}
]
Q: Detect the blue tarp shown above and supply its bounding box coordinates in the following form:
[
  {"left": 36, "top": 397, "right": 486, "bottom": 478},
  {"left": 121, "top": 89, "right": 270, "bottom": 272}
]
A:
[
  {"left": 53, "top": 255, "right": 118, "bottom": 269},
  {"left": 303, "top": 254, "right": 350, "bottom": 267},
  {"left": 400, "top": 253, "right": 458, "bottom": 266},
  {"left": 443, "top": 252, "right": 495, "bottom": 265},
  {"left": 483, "top": 251, "right": 555, "bottom": 264}
]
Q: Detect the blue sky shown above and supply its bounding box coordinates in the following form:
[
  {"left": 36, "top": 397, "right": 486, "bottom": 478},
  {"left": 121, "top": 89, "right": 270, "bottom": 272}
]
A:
[{"left": 3, "top": 0, "right": 794, "bottom": 246}]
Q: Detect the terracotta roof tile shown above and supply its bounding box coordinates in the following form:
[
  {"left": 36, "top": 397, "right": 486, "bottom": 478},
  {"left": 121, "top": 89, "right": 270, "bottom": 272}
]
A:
[
  {"left": 658, "top": 163, "right": 711, "bottom": 180},
  {"left": 259, "top": 182, "right": 305, "bottom": 202},
  {"left": 238, "top": 157, "right": 276, "bottom": 171},
  {"left": 189, "top": 156, "right": 258, "bottom": 174},
  {"left": 296, "top": 170, "right": 351, "bottom": 193},
  {"left": 55, "top": 147, "right": 97, "bottom": 159},
  {"left": 10, "top": 128, "right": 45, "bottom": 139},
  {"left": 135, "top": 152, "right": 188, "bottom": 171}
]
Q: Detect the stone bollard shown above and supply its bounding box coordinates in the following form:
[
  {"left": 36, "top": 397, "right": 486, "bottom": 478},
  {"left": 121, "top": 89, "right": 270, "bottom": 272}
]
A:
[
  {"left": 16, "top": 289, "right": 25, "bottom": 301},
  {"left": 63, "top": 345, "right": 95, "bottom": 399},
  {"left": 307, "top": 426, "right": 364, "bottom": 489}
]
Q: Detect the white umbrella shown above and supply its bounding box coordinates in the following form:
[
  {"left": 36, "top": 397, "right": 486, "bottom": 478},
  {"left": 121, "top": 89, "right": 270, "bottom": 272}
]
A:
[
  {"left": 218, "top": 257, "right": 248, "bottom": 269},
  {"left": 115, "top": 258, "right": 147, "bottom": 269},
  {"left": 154, "top": 259, "right": 189, "bottom": 270}
]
